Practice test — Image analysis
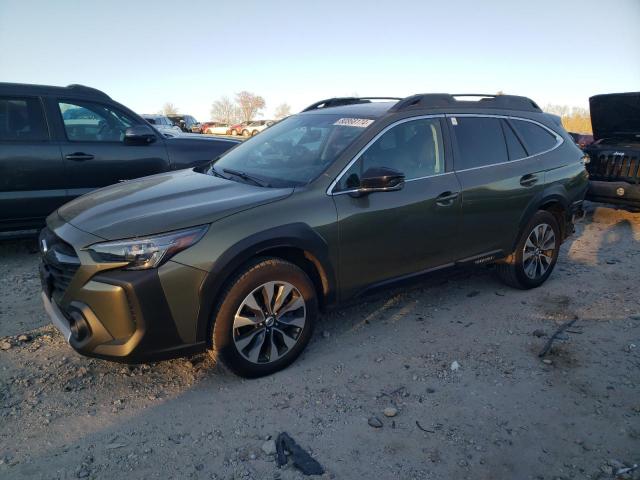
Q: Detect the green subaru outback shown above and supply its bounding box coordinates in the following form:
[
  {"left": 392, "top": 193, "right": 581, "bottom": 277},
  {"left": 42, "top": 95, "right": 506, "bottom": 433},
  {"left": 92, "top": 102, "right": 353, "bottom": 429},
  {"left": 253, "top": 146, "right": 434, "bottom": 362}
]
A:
[{"left": 39, "top": 94, "right": 588, "bottom": 377}]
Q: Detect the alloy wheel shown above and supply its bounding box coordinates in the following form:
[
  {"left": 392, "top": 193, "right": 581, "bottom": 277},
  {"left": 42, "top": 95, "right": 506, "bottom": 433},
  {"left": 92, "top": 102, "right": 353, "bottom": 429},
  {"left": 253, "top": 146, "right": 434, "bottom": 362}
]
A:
[
  {"left": 232, "top": 281, "right": 306, "bottom": 364},
  {"left": 522, "top": 223, "right": 556, "bottom": 279}
]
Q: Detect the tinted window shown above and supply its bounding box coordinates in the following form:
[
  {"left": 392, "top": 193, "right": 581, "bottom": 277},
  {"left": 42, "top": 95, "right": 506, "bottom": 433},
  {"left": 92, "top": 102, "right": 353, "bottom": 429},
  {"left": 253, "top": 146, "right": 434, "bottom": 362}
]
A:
[
  {"left": 335, "top": 118, "right": 444, "bottom": 192},
  {"left": 452, "top": 117, "right": 508, "bottom": 170},
  {"left": 501, "top": 120, "right": 527, "bottom": 160},
  {"left": 146, "top": 117, "right": 158, "bottom": 124},
  {"left": 510, "top": 119, "right": 557, "bottom": 155},
  {"left": 59, "top": 101, "right": 135, "bottom": 142},
  {"left": 0, "top": 97, "right": 48, "bottom": 141}
]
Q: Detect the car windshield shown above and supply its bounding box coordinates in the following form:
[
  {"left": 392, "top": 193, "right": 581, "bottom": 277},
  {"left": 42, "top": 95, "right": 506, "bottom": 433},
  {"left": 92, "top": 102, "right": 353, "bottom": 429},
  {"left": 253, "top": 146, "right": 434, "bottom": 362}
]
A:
[{"left": 210, "top": 113, "right": 373, "bottom": 187}]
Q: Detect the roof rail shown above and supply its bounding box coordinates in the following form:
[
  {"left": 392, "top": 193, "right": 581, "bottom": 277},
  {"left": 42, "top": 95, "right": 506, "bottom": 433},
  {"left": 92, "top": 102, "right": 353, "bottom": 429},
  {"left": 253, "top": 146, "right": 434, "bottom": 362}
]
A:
[
  {"left": 389, "top": 93, "right": 541, "bottom": 113},
  {"left": 66, "top": 84, "right": 111, "bottom": 99},
  {"left": 302, "top": 97, "right": 402, "bottom": 112}
]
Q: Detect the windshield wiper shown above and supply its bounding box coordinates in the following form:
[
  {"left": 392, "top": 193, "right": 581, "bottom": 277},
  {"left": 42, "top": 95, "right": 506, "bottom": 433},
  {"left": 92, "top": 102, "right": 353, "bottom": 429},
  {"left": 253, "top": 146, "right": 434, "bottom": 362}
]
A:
[{"left": 222, "top": 168, "right": 270, "bottom": 187}]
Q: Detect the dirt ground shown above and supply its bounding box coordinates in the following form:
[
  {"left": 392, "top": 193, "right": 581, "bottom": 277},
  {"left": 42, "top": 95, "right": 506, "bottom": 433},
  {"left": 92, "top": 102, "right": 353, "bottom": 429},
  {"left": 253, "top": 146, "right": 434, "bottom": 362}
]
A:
[{"left": 1, "top": 202, "right": 639, "bottom": 480}]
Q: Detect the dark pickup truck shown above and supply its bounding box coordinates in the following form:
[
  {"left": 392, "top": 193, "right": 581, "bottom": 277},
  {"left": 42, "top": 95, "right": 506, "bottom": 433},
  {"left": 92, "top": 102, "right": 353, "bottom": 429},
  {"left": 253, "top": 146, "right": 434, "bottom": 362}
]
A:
[
  {"left": 0, "top": 83, "right": 240, "bottom": 233},
  {"left": 584, "top": 92, "right": 640, "bottom": 210}
]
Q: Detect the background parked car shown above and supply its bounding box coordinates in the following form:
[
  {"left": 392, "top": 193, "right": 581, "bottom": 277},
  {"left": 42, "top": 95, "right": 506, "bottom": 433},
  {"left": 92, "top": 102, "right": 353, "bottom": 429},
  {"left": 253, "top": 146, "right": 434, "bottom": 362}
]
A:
[
  {"left": 228, "top": 122, "right": 249, "bottom": 136},
  {"left": 167, "top": 114, "right": 201, "bottom": 133},
  {"left": 202, "top": 122, "right": 231, "bottom": 135},
  {"left": 0, "top": 83, "right": 240, "bottom": 233},
  {"left": 141, "top": 114, "right": 183, "bottom": 136},
  {"left": 242, "top": 120, "right": 275, "bottom": 137},
  {"left": 583, "top": 92, "right": 640, "bottom": 210}
]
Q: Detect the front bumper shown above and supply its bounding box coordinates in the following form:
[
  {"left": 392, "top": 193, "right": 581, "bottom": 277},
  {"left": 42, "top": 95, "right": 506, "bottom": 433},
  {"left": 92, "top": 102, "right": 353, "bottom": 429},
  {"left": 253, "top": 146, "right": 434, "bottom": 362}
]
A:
[
  {"left": 41, "top": 265, "right": 208, "bottom": 363},
  {"left": 39, "top": 216, "right": 209, "bottom": 363},
  {"left": 587, "top": 180, "right": 640, "bottom": 209}
]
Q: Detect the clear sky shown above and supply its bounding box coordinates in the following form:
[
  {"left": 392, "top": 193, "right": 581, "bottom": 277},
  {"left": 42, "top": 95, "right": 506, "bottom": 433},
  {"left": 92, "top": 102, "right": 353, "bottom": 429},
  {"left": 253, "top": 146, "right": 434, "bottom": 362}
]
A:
[{"left": 1, "top": 0, "right": 638, "bottom": 121}]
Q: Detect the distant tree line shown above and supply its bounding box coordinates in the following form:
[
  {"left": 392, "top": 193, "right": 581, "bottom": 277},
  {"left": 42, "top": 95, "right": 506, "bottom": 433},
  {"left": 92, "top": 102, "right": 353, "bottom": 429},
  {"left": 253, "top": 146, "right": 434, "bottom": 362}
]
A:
[
  {"left": 544, "top": 104, "right": 592, "bottom": 134},
  {"left": 158, "top": 94, "right": 291, "bottom": 124},
  {"left": 210, "top": 92, "right": 291, "bottom": 124}
]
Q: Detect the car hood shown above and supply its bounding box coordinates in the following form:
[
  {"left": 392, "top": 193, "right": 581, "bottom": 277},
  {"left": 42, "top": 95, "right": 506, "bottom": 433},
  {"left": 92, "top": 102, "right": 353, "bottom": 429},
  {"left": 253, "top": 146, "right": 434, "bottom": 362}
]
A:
[
  {"left": 57, "top": 169, "right": 293, "bottom": 240},
  {"left": 590, "top": 92, "right": 640, "bottom": 141}
]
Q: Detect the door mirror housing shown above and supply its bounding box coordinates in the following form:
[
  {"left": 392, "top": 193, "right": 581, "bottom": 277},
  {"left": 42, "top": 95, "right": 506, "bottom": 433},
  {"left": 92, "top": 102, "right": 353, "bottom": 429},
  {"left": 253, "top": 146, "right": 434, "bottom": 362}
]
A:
[
  {"left": 350, "top": 167, "right": 405, "bottom": 197},
  {"left": 124, "top": 125, "right": 157, "bottom": 145}
]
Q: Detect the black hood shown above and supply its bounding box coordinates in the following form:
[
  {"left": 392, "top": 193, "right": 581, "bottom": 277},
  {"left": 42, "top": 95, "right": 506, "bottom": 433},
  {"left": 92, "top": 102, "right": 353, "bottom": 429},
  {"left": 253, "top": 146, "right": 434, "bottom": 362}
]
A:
[
  {"left": 57, "top": 169, "right": 293, "bottom": 240},
  {"left": 589, "top": 92, "right": 640, "bottom": 142}
]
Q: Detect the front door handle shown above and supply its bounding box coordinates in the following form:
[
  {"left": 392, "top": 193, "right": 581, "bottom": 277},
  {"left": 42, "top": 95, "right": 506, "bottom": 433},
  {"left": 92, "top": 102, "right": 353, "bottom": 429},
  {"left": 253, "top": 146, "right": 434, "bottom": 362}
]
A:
[
  {"left": 65, "top": 152, "right": 94, "bottom": 161},
  {"left": 435, "top": 191, "right": 459, "bottom": 206},
  {"left": 520, "top": 174, "right": 539, "bottom": 187}
]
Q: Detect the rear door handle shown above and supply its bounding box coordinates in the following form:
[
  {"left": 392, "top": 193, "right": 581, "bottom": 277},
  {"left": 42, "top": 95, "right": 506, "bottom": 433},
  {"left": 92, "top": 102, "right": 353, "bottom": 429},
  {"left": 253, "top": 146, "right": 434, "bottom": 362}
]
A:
[
  {"left": 520, "top": 174, "right": 539, "bottom": 187},
  {"left": 65, "top": 152, "right": 94, "bottom": 161},
  {"left": 435, "top": 191, "right": 459, "bottom": 206}
]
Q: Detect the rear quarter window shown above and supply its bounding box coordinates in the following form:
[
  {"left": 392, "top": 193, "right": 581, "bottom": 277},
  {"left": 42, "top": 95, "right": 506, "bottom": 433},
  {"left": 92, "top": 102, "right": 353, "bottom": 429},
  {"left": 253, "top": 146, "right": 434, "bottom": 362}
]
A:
[{"left": 510, "top": 119, "right": 558, "bottom": 155}]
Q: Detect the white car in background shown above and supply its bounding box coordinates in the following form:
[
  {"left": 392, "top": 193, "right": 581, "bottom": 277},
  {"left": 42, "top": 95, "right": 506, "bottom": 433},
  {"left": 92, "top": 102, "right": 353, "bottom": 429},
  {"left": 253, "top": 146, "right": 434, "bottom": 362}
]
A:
[
  {"left": 242, "top": 119, "right": 275, "bottom": 136},
  {"left": 141, "top": 114, "right": 183, "bottom": 136},
  {"left": 203, "top": 122, "right": 231, "bottom": 135}
]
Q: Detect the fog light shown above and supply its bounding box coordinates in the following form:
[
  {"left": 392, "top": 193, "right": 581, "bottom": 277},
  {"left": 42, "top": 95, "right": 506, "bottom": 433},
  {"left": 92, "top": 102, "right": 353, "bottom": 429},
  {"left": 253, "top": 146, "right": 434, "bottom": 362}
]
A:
[
  {"left": 616, "top": 187, "right": 625, "bottom": 197},
  {"left": 68, "top": 310, "right": 90, "bottom": 341}
]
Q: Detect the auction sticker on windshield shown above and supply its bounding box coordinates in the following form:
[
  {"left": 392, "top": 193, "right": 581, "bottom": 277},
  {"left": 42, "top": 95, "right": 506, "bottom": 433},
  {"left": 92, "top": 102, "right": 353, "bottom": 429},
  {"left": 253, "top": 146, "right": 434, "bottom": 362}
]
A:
[{"left": 333, "top": 118, "right": 374, "bottom": 128}]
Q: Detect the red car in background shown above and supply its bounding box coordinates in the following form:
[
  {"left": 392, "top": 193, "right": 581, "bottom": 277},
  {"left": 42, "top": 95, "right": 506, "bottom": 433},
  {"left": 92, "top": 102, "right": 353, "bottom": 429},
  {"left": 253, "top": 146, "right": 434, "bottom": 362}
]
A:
[{"left": 228, "top": 122, "right": 248, "bottom": 136}]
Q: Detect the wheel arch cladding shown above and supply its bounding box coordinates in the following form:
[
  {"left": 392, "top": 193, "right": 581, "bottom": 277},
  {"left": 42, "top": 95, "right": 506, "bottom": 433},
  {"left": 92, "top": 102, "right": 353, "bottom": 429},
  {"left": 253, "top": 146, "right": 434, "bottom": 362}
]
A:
[
  {"left": 194, "top": 223, "right": 336, "bottom": 344},
  {"left": 514, "top": 190, "right": 569, "bottom": 251}
]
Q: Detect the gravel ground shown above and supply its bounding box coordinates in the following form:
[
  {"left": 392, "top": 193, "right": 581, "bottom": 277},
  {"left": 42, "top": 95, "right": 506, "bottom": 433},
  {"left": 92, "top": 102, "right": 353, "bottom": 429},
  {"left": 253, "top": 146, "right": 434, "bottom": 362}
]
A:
[{"left": 1, "top": 203, "right": 639, "bottom": 480}]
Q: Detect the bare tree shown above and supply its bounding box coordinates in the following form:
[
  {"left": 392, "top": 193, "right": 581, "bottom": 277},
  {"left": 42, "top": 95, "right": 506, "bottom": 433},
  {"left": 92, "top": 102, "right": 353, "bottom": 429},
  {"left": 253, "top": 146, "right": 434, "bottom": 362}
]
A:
[
  {"left": 543, "top": 104, "right": 592, "bottom": 134},
  {"left": 235, "top": 91, "right": 266, "bottom": 123},
  {"left": 274, "top": 103, "right": 292, "bottom": 119},
  {"left": 210, "top": 96, "right": 239, "bottom": 124},
  {"left": 161, "top": 102, "right": 178, "bottom": 115}
]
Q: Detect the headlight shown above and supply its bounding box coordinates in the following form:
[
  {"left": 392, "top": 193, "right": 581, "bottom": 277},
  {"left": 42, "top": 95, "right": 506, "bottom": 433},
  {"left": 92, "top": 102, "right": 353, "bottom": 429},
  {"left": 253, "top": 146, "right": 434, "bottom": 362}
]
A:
[{"left": 86, "top": 225, "right": 208, "bottom": 270}]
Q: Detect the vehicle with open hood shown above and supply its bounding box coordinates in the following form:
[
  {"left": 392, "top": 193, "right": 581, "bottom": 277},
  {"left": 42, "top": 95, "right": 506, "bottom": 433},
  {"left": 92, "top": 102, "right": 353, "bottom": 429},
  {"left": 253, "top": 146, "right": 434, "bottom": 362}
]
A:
[{"left": 583, "top": 92, "right": 640, "bottom": 210}]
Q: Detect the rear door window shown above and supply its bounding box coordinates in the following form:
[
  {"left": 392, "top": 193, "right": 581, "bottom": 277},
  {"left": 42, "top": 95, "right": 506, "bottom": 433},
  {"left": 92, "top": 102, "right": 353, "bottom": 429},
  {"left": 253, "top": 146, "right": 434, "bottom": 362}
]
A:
[
  {"left": 510, "top": 119, "right": 558, "bottom": 155},
  {"left": 0, "top": 97, "right": 49, "bottom": 141},
  {"left": 451, "top": 116, "right": 508, "bottom": 170},
  {"left": 501, "top": 120, "right": 528, "bottom": 160}
]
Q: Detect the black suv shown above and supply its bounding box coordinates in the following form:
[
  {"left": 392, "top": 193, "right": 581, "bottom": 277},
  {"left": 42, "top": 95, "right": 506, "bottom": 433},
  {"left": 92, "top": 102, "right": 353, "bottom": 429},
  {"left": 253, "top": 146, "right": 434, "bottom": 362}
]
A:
[
  {"left": 167, "top": 114, "right": 201, "bottom": 133},
  {"left": 40, "top": 94, "right": 588, "bottom": 377},
  {"left": 0, "top": 83, "right": 240, "bottom": 233},
  {"left": 583, "top": 92, "right": 640, "bottom": 210}
]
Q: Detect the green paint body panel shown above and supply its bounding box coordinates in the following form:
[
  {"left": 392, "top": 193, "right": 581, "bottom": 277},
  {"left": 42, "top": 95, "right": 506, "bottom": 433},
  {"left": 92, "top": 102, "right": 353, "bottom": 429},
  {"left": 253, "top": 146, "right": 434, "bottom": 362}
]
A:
[{"left": 40, "top": 101, "right": 589, "bottom": 363}]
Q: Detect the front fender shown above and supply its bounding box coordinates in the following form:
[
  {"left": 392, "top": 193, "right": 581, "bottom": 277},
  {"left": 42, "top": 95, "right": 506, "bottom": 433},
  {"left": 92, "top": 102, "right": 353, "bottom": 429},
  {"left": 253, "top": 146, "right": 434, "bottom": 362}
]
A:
[{"left": 193, "top": 223, "right": 336, "bottom": 343}]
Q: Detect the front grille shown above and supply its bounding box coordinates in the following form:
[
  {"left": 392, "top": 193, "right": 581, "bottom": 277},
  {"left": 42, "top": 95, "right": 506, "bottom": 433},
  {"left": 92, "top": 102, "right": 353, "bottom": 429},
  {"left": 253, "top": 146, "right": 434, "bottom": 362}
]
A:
[
  {"left": 39, "top": 227, "right": 80, "bottom": 301},
  {"left": 587, "top": 151, "right": 640, "bottom": 184}
]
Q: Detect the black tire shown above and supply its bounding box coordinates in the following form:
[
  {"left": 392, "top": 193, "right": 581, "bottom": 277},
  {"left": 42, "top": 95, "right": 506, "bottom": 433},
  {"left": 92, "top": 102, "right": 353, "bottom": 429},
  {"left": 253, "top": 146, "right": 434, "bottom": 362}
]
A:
[
  {"left": 242, "top": 129, "right": 250, "bottom": 137},
  {"left": 210, "top": 257, "right": 317, "bottom": 378},
  {"left": 231, "top": 130, "right": 238, "bottom": 136},
  {"left": 496, "top": 210, "right": 561, "bottom": 289}
]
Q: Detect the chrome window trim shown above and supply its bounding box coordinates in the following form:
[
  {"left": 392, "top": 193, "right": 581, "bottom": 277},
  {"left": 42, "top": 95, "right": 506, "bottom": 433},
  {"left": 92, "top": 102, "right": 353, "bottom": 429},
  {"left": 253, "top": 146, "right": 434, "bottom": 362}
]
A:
[
  {"left": 447, "top": 114, "right": 564, "bottom": 173},
  {"left": 326, "top": 114, "right": 445, "bottom": 195}
]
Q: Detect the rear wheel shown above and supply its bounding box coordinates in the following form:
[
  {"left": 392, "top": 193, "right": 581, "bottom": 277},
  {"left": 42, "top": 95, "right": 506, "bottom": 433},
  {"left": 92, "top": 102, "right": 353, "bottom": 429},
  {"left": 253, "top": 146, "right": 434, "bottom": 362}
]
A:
[
  {"left": 496, "top": 210, "right": 561, "bottom": 289},
  {"left": 242, "top": 129, "right": 250, "bottom": 137},
  {"left": 231, "top": 129, "right": 238, "bottom": 136},
  {"left": 210, "top": 258, "right": 317, "bottom": 377}
]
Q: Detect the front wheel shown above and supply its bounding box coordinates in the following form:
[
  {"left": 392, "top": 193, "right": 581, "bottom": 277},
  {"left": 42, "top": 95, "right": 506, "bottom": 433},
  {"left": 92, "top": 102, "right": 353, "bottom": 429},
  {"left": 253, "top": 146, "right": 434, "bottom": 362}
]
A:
[
  {"left": 496, "top": 210, "right": 561, "bottom": 289},
  {"left": 210, "top": 258, "right": 317, "bottom": 377}
]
